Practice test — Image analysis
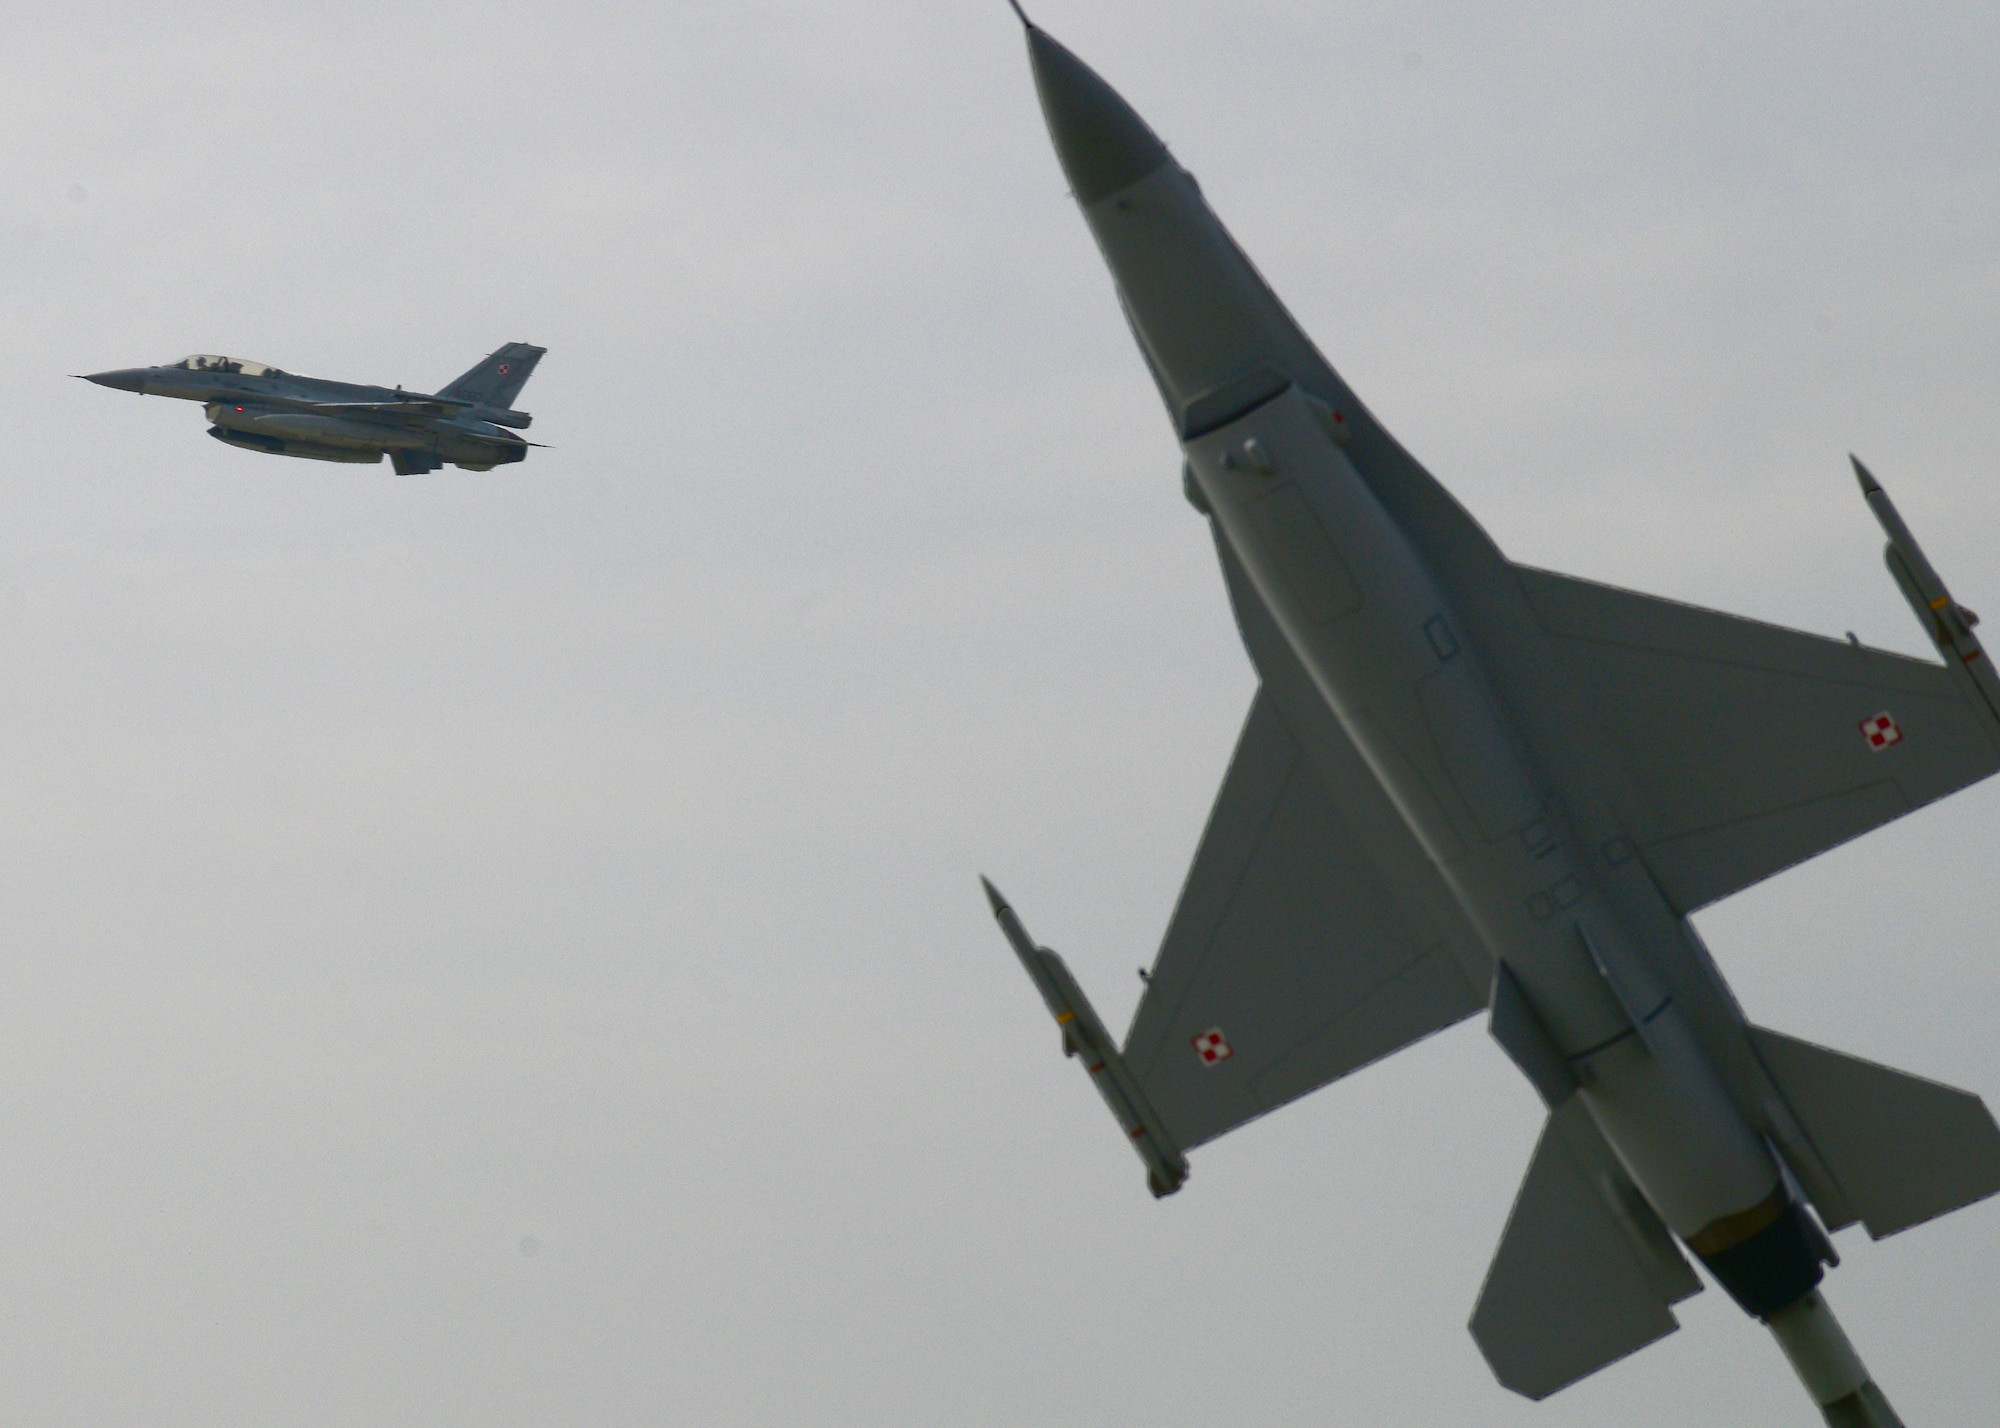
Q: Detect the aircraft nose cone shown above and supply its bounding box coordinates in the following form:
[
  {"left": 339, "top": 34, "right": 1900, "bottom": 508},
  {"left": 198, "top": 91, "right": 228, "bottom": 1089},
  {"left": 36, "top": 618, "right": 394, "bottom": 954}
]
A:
[
  {"left": 80, "top": 369, "right": 146, "bottom": 393},
  {"left": 1024, "top": 27, "right": 1171, "bottom": 205}
]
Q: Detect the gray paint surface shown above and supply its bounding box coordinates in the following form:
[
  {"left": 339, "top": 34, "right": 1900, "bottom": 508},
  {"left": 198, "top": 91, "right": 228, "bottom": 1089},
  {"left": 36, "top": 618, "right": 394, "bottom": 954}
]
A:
[{"left": 1471, "top": 1097, "right": 1701, "bottom": 1398}]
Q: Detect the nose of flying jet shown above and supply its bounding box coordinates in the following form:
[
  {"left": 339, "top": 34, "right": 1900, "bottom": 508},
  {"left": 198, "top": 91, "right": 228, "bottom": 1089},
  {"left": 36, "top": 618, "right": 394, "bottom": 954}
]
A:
[
  {"left": 1019, "top": 15, "right": 1172, "bottom": 205},
  {"left": 78, "top": 369, "right": 147, "bottom": 393}
]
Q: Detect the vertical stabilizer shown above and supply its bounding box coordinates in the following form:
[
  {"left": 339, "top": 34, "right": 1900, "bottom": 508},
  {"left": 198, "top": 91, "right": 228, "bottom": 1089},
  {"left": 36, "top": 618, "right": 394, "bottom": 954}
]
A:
[{"left": 439, "top": 342, "right": 545, "bottom": 409}]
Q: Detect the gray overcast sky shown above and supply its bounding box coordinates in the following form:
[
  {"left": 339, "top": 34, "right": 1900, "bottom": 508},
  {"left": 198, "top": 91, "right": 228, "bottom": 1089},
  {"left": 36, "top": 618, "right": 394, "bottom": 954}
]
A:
[{"left": 5, "top": 1, "right": 2000, "bottom": 1423}]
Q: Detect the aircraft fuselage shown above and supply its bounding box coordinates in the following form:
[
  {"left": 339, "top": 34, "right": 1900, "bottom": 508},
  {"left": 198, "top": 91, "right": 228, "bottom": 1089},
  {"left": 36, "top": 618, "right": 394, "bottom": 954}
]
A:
[
  {"left": 1190, "top": 378, "right": 1798, "bottom": 1281},
  {"left": 993, "top": 22, "right": 1992, "bottom": 1423},
  {"left": 1079, "top": 101, "right": 1823, "bottom": 1320},
  {"left": 81, "top": 346, "right": 543, "bottom": 474}
]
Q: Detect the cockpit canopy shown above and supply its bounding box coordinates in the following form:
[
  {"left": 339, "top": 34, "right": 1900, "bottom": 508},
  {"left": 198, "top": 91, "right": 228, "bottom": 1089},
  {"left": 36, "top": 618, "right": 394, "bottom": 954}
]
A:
[{"left": 169, "top": 354, "right": 282, "bottom": 377}]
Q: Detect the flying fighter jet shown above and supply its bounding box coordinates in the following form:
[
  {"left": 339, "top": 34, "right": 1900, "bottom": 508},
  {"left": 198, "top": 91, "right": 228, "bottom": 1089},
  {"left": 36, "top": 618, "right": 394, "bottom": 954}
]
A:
[
  {"left": 80, "top": 343, "right": 546, "bottom": 474},
  {"left": 984, "top": 15, "right": 2000, "bottom": 1427}
]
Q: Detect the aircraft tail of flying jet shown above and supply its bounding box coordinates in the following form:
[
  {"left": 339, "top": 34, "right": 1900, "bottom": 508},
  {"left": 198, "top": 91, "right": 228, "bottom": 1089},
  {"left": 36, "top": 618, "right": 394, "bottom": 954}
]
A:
[
  {"left": 1471, "top": 1025, "right": 2000, "bottom": 1402},
  {"left": 985, "top": 440, "right": 2000, "bottom": 1424},
  {"left": 439, "top": 342, "right": 546, "bottom": 410}
]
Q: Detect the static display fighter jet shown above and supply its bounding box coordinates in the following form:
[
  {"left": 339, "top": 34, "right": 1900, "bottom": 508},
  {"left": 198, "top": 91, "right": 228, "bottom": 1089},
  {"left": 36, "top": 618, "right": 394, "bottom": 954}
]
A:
[
  {"left": 80, "top": 343, "right": 546, "bottom": 474},
  {"left": 985, "top": 16, "right": 2000, "bottom": 1427}
]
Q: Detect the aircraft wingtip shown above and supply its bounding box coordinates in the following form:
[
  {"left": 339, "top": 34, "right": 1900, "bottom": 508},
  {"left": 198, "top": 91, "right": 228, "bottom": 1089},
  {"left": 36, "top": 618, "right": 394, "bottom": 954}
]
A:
[
  {"left": 979, "top": 875, "right": 1009, "bottom": 915},
  {"left": 1850, "top": 453, "right": 1882, "bottom": 494}
]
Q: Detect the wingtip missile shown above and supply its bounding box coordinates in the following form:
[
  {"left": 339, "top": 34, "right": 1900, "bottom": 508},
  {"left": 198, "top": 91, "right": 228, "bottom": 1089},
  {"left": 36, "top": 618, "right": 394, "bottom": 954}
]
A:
[
  {"left": 1856, "top": 457, "right": 2000, "bottom": 727},
  {"left": 1857, "top": 456, "right": 1940, "bottom": 603},
  {"left": 979, "top": 878, "right": 1189, "bottom": 1197},
  {"left": 981, "top": 876, "right": 1045, "bottom": 991},
  {"left": 1004, "top": 0, "right": 1033, "bottom": 31}
]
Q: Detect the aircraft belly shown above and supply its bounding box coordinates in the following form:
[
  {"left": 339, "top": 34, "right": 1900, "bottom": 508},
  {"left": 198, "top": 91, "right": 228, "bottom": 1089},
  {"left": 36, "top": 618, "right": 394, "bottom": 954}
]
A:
[
  {"left": 1185, "top": 394, "right": 1525, "bottom": 841},
  {"left": 1187, "top": 386, "right": 1782, "bottom": 1238},
  {"left": 1194, "top": 408, "right": 1615, "bottom": 1052},
  {"left": 210, "top": 404, "right": 416, "bottom": 452},
  {"left": 1580, "top": 1013, "right": 1778, "bottom": 1236}
]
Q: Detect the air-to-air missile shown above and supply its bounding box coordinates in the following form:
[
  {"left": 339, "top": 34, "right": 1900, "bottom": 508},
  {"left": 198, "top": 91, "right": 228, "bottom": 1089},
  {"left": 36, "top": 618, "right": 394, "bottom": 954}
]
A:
[
  {"left": 79, "top": 344, "right": 546, "bottom": 475},
  {"left": 982, "top": 12, "right": 2000, "bottom": 1425},
  {"left": 1858, "top": 455, "right": 2000, "bottom": 724},
  {"left": 983, "top": 878, "right": 1187, "bottom": 1197}
]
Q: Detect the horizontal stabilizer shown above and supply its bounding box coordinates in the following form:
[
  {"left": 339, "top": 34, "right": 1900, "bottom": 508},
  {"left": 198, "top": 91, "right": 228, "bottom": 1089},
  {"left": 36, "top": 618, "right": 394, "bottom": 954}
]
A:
[
  {"left": 1751, "top": 1025, "right": 2000, "bottom": 1239},
  {"left": 1471, "top": 1100, "right": 1701, "bottom": 1400}
]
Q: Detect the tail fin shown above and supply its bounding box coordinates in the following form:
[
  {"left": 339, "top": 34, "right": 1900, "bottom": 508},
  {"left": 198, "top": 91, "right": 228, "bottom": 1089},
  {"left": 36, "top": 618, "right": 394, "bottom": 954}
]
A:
[
  {"left": 439, "top": 343, "right": 545, "bottom": 408},
  {"left": 1752, "top": 1026, "right": 2000, "bottom": 1239}
]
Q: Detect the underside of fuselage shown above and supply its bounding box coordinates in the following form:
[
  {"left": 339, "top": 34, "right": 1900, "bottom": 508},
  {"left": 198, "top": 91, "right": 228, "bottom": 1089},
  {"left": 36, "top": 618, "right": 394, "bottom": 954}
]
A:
[
  {"left": 985, "top": 18, "right": 2000, "bottom": 1428},
  {"left": 204, "top": 404, "right": 526, "bottom": 473}
]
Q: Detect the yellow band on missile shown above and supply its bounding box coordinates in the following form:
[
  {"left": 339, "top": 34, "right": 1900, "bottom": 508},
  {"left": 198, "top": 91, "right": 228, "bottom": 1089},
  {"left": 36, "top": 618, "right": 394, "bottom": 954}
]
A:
[
  {"left": 1055, "top": 1010, "right": 1076, "bottom": 1024},
  {"left": 1932, "top": 595, "right": 1953, "bottom": 610}
]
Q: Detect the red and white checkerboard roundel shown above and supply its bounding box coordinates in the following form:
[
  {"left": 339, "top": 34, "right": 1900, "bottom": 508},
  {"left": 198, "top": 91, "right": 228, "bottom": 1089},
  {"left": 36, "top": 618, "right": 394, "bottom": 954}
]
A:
[
  {"left": 1861, "top": 712, "right": 1904, "bottom": 750},
  {"left": 1192, "top": 1028, "right": 1234, "bottom": 1065}
]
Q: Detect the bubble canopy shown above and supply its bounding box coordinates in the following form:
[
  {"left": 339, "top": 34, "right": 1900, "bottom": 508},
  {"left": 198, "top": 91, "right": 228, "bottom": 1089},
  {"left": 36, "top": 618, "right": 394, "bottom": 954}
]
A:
[{"left": 170, "top": 355, "right": 282, "bottom": 377}]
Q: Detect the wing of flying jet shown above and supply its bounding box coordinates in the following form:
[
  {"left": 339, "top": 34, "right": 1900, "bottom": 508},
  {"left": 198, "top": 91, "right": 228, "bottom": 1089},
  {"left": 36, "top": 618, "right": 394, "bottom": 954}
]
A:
[
  {"left": 220, "top": 392, "right": 472, "bottom": 423},
  {"left": 1120, "top": 535, "right": 1493, "bottom": 1151},
  {"left": 1122, "top": 689, "right": 1486, "bottom": 1149},
  {"left": 1515, "top": 565, "right": 2000, "bottom": 914}
]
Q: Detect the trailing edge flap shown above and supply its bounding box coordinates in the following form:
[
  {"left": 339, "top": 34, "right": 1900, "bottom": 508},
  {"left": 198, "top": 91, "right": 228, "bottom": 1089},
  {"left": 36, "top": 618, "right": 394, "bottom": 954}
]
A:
[
  {"left": 1516, "top": 565, "right": 2000, "bottom": 913},
  {"left": 1471, "top": 1099, "right": 1702, "bottom": 1401},
  {"left": 1123, "top": 533, "right": 1490, "bottom": 1152},
  {"left": 1750, "top": 1025, "right": 2000, "bottom": 1239}
]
